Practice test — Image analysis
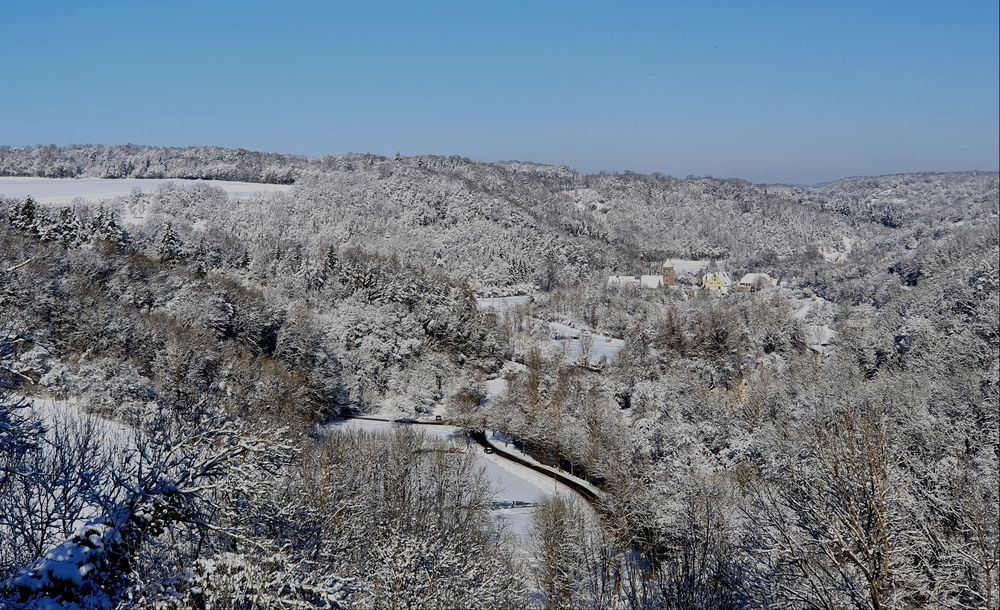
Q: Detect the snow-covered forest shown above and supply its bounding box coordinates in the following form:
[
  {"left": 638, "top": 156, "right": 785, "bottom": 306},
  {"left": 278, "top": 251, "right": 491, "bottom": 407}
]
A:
[{"left": 1, "top": 144, "right": 997, "bottom": 609}]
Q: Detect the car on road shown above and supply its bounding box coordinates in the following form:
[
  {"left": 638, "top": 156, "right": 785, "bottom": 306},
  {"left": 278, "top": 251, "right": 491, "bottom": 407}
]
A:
[{"left": 483, "top": 446, "right": 495, "bottom": 454}]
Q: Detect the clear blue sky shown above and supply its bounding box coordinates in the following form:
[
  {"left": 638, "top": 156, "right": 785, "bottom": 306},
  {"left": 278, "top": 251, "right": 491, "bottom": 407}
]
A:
[{"left": 2, "top": 1, "right": 997, "bottom": 183}]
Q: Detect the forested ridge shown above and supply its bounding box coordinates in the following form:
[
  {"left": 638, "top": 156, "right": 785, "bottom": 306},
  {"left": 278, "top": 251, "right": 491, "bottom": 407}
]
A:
[{"left": 1, "top": 145, "right": 997, "bottom": 609}]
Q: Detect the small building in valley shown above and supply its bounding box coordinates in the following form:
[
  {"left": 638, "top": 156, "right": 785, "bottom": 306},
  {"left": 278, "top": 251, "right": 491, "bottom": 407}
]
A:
[
  {"left": 608, "top": 274, "right": 665, "bottom": 289},
  {"left": 607, "top": 275, "right": 642, "bottom": 288},
  {"left": 702, "top": 271, "right": 734, "bottom": 294},
  {"left": 663, "top": 258, "right": 708, "bottom": 284},
  {"left": 610, "top": 260, "right": 723, "bottom": 292},
  {"left": 737, "top": 272, "right": 778, "bottom": 292},
  {"left": 640, "top": 274, "right": 663, "bottom": 288}
]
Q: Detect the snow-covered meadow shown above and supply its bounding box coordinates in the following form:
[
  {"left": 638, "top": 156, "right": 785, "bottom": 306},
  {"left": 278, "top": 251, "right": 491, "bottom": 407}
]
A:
[
  {"left": 3, "top": 146, "right": 996, "bottom": 608},
  {"left": 546, "top": 321, "right": 624, "bottom": 365}
]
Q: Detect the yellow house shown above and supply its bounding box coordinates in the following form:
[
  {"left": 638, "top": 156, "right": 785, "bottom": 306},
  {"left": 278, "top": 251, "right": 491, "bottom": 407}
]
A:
[{"left": 702, "top": 271, "right": 734, "bottom": 294}]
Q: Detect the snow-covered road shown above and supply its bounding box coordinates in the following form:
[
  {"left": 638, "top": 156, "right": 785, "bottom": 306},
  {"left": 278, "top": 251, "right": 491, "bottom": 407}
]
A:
[{"left": 323, "top": 417, "right": 589, "bottom": 541}]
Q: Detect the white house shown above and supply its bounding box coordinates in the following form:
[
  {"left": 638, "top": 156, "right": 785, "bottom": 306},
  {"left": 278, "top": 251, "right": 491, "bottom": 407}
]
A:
[
  {"left": 640, "top": 275, "right": 663, "bottom": 288},
  {"left": 608, "top": 274, "right": 664, "bottom": 289},
  {"left": 607, "top": 275, "right": 642, "bottom": 288},
  {"left": 737, "top": 273, "right": 778, "bottom": 292}
]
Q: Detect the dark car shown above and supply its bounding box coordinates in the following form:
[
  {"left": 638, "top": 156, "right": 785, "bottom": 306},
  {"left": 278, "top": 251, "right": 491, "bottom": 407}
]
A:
[{"left": 483, "top": 446, "right": 495, "bottom": 454}]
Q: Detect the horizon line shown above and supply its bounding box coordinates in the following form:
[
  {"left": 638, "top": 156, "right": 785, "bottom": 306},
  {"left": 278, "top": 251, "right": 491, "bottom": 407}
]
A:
[{"left": 3, "top": 141, "right": 998, "bottom": 188}]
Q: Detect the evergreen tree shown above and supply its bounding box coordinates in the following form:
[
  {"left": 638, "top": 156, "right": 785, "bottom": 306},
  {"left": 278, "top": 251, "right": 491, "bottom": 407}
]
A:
[
  {"left": 52, "top": 207, "right": 81, "bottom": 247},
  {"left": 92, "top": 206, "right": 130, "bottom": 249},
  {"left": 9, "top": 197, "right": 39, "bottom": 235},
  {"left": 157, "top": 222, "right": 183, "bottom": 263}
]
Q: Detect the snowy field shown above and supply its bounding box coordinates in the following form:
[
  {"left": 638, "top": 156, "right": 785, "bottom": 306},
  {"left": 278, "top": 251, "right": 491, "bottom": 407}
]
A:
[
  {"left": 484, "top": 377, "right": 508, "bottom": 400},
  {"left": 819, "top": 236, "right": 856, "bottom": 263},
  {"left": 547, "top": 321, "right": 624, "bottom": 364},
  {"left": 26, "top": 396, "right": 135, "bottom": 453},
  {"left": 21, "top": 397, "right": 592, "bottom": 546},
  {"left": 791, "top": 295, "right": 837, "bottom": 353},
  {"left": 0, "top": 177, "right": 292, "bottom": 204},
  {"left": 484, "top": 360, "right": 528, "bottom": 400},
  {"left": 0, "top": 397, "right": 135, "bottom": 547},
  {"left": 324, "top": 417, "right": 584, "bottom": 541}
]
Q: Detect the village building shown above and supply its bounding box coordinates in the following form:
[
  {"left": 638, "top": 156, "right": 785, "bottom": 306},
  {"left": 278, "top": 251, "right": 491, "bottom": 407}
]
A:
[
  {"left": 641, "top": 274, "right": 663, "bottom": 288},
  {"left": 662, "top": 264, "right": 675, "bottom": 287},
  {"left": 607, "top": 274, "right": 642, "bottom": 288},
  {"left": 736, "top": 272, "right": 778, "bottom": 292},
  {"left": 607, "top": 273, "right": 665, "bottom": 289},
  {"left": 609, "top": 260, "right": 717, "bottom": 291},
  {"left": 609, "top": 261, "right": 676, "bottom": 289},
  {"left": 662, "top": 258, "right": 707, "bottom": 283},
  {"left": 702, "top": 271, "right": 734, "bottom": 294}
]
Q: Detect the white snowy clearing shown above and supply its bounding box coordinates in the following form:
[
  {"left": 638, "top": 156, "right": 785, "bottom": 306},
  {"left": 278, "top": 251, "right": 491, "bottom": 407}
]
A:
[
  {"left": 483, "top": 360, "right": 528, "bottom": 400},
  {"left": 25, "top": 395, "right": 135, "bottom": 454},
  {"left": 819, "top": 236, "right": 856, "bottom": 263},
  {"left": 791, "top": 294, "right": 837, "bottom": 354},
  {"left": 0, "top": 396, "right": 135, "bottom": 550},
  {"left": 323, "top": 417, "right": 588, "bottom": 543},
  {"left": 0, "top": 177, "right": 292, "bottom": 205},
  {"left": 484, "top": 377, "right": 508, "bottom": 400},
  {"left": 546, "top": 321, "right": 625, "bottom": 365}
]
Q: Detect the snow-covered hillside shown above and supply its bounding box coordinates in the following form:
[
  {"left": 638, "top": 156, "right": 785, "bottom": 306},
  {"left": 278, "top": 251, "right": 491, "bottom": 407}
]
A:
[
  {"left": 2, "top": 146, "right": 997, "bottom": 609},
  {"left": 0, "top": 177, "right": 291, "bottom": 204}
]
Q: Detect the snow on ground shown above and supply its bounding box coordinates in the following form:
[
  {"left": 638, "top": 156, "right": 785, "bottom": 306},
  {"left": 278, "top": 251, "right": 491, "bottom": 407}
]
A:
[
  {"left": 483, "top": 360, "right": 527, "bottom": 399},
  {"left": 323, "top": 417, "right": 584, "bottom": 541},
  {"left": 484, "top": 377, "right": 508, "bottom": 400},
  {"left": 819, "top": 236, "right": 856, "bottom": 263},
  {"left": 1, "top": 396, "right": 136, "bottom": 544},
  {"left": 26, "top": 395, "right": 135, "bottom": 452},
  {"left": 561, "top": 188, "right": 610, "bottom": 213},
  {"left": 790, "top": 295, "right": 837, "bottom": 353},
  {"left": 477, "top": 360, "right": 599, "bottom": 499},
  {"left": 804, "top": 324, "right": 835, "bottom": 353},
  {"left": 792, "top": 295, "right": 830, "bottom": 320},
  {"left": 485, "top": 430, "right": 602, "bottom": 499},
  {"left": 546, "top": 321, "right": 624, "bottom": 364},
  {"left": 663, "top": 258, "right": 709, "bottom": 275},
  {"left": 0, "top": 177, "right": 292, "bottom": 205},
  {"left": 476, "top": 295, "right": 531, "bottom": 312}
]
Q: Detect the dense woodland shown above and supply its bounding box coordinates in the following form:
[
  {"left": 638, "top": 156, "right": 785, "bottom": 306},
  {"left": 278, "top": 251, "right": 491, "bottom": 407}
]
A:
[{"left": 0, "top": 145, "right": 997, "bottom": 609}]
